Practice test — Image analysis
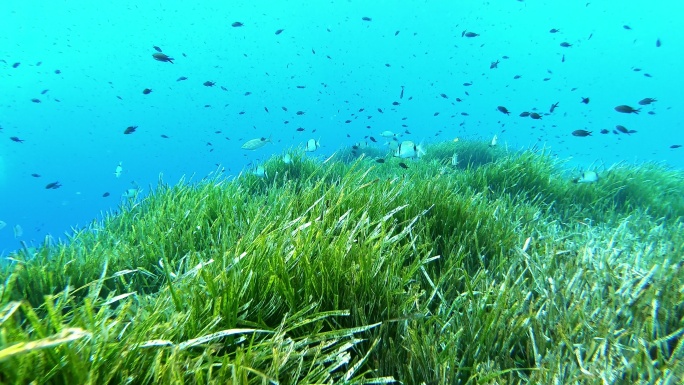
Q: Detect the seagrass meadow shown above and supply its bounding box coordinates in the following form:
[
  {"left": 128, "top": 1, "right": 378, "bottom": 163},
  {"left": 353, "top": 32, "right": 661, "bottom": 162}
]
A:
[{"left": 1, "top": 140, "right": 683, "bottom": 384}]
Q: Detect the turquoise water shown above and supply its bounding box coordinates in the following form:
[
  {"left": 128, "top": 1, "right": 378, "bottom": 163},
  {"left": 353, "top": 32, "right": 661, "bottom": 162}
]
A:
[{"left": 1, "top": 0, "right": 682, "bottom": 256}]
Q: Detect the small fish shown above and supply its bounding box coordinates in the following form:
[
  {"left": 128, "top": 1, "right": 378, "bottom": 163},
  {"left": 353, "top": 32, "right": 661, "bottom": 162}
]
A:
[
  {"left": 490, "top": 60, "right": 499, "bottom": 69},
  {"left": 600, "top": 129, "right": 610, "bottom": 134},
  {"left": 400, "top": 85, "right": 404, "bottom": 99},
  {"left": 549, "top": 102, "right": 559, "bottom": 113},
  {"left": 670, "top": 144, "right": 682, "bottom": 149},
  {"left": 124, "top": 126, "right": 137, "bottom": 134},
  {"left": 161, "top": 134, "right": 170, "bottom": 138},
  {"left": 615, "top": 125, "right": 630, "bottom": 134},
  {"left": 530, "top": 112, "right": 543, "bottom": 119},
  {"left": 152, "top": 53, "right": 174, "bottom": 63},
  {"left": 560, "top": 42, "right": 572, "bottom": 47},
  {"left": 153, "top": 46, "right": 162, "bottom": 52},
  {"left": 296, "top": 127, "right": 305, "bottom": 132},
  {"left": 31, "top": 173, "right": 41, "bottom": 177},
  {"left": 398, "top": 162, "right": 408, "bottom": 169},
  {"left": 656, "top": 38, "right": 661, "bottom": 47},
  {"left": 304, "top": 138, "right": 320, "bottom": 152},
  {"left": 177, "top": 76, "right": 187, "bottom": 81},
  {"left": 31, "top": 98, "right": 41, "bottom": 103},
  {"left": 638, "top": 98, "right": 657, "bottom": 105},
  {"left": 275, "top": 29, "right": 284, "bottom": 35},
  {"left": 232, "top": 22, "right": 244, "bottom": 27},
  {"left": 10, "top": 136, "right": 24, "bottom": 143},
  {"left": 572, "top": 129, "right": 592, "bottom": 137},
  {"left": 241, "top": 137, "right": 271, "bottom": 150},
  {"left": 614, "top": 105, "right": 640, "bottom": 114},
  {"left": 490, "top": 135, "right": 498, "bottom": 147},
  {"left": 296, "top": 111, "right": 305, "bottom": 115},
  {"left": 497, "top": 106, "right": 510, "bottom": 115},
  {"left": 549, "top": 28, "right": 560, "bottom": 33},
  {"left": 462, "top": 31, "right": 479, "bottom": 37},
  {"left": 142, "top": 88, "right": 152, "bottom": 94},
  {"left": 203, "top": 81, "right": 215, "bottom": 87},
  {"left": 395, "top": 140, "right": 425, "bottom": 158},
  {"left": 45, "top": 181, "right": 62, "bottom": 189},
  {"left": 12, "top": 62, "right": 20, "bottom": 68},
  {"left": 361, "top": 16, "right": 372, "bottom": 21},
  {"left": 581, "top": 97, "right": 590, "bottom": 104},
  {"left": 102, "top": 192, "right": 110, "bottom": 197},
  {"left": 574, "top": 171, "right": 599, "bottom": 184},
  {"left": 375, "top": 159, "right": 385, "bottom": 163},
  {"left": 114, "top": 162, "right": 123, "bottom": 178},
  {"left": 519, "top": 112, "right": 530, "bottom": 117},
  {"left": 253, "top": 165, "right": 267, "bottom": 178}
]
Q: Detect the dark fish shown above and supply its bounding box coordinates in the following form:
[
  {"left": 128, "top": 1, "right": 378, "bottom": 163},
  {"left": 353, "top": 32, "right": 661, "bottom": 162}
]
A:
[
  {"left": 394, "top": 31, "right": 399, "bottom": 36},
  {"left": 392, "top": 101, "right": 400, "bottom": 106},
  {"left": 296, "top": 127, "right": 305, "bottom": 131},
  {"left": 296, "top": 111, "right": 305, "bottom": 115},
  {"left": 45, "top": 181, "right": 62, "bottom": 189},
  {"left": 490, "top": 60, "right": 499, "bottom": 69},
  {"left": 614, "top": 105, "right": 640, "bottom": 114},
  {"left": 361, "top": 16, "right": 372, "bottom": 21},
  {"left": 638, "top": 98, "right": 657, "bottom": 105},
  {"left": 560, "top": 42, "right": 572, "bottom": 47},
  {"left": 124, "top": 126, "right": 138, "bottom": 135},
  {"left": 550, "top": 102, "right": 559, "bottom": 113},
  {"left": 497, "top": 106, "right": 510, "bottom": 115},
  {"left": 463, "top": 82, "right": 472, "bottom": 86},
  {"left": 12, "top": 62, "right": 20, "bottom": 68},
  {"left": 549, "top": 28, "right": 560, "bottom": 33},
  {"left": 282, "top": 106, "right": 288, "bottom": 111},
  {"left": 529, "top": 113, "right": 542, "bottom": 120},
  {"left": 152, "top": 53, "right": 174, "bottom": 63},
  {"left": 375, "top": 159, "right": 385, "bottom": 163},
  {"left": 41, "top": 89, "right": 49, "bottom": 94},
  {"left": 102, "top": 192, "right": 110, "bottom": 197},
  {"left": 400, "top": 86, "right": 404, "bottom": 99},
  {"left": 581, "top": 97, "right": 590, "bottom": 104},
  {"left": 463, "top": 31, "right": 479, "bottom": 37},
  {"left": 519, "top": 111, "right": 530, "bottom": 117},
  {"left": 370, "top": 136, "right": 377, "bottom": 142},
  {"left": 296, "top": 85, "right": 306, "bottom": 89},
  {"left": 656, "top": 38, "right": 661, "bottom": 47},
  {"left": 203, "top": 81, "right": 215, "bottom": 87},
  {"left": 433, "top": 112, "right": 440, "bottom": 116},
  {"left": 440, "top": 93, "right": 448, "bottom": 99},
  {"left": 177, "top": 76, "right": 187, "bottom": 81},
  {"left": 142, "top": 88, "right": 152, "bottom": 94},
  {"left": 31, "top": 173, "right": 41, "bottom": 177},
  {"left": 572, "top": 129, "right": 592, "bottom": 137},
  {"left": 55, "top": 69, "right": 61, "bottom": 74},
  {"left": 275, "top": 29, "right": 284, "bottom": 35},
  {"left": 161, "top": 134, "right": 170, "bottom": 138},
  {"left": 615, "top": 125, "right": 630, "bottom": 134},
  {"left": 670, "top": 144, "right": 681, "bottom": 149},
  {"left": 513, "top": 75, "right": 521, "bottom": 79},
  {"left": 232, "top": 22, "right": 243, "bottom": 27},
  {"left": 221, "top": 86, "right": 228, "bottom": 91},
  {"left": 600, "top": 129, "right": 610, "bottom": 134},
  {"left": 153, "top": 46, "right": 162, "bottom": 52},
  {"left": 377, "top": 108, "right": 383, "bottom": 113},
  {"left": 398, "top": 162, "right": 408, "bottom": 169},
  {"left": 31, "top": 98, "right": 41, "bottom": 103},
  {"left": 10, "top": 137, "right": 24, "bottom": 142},
  {"left": 623, "top": 25, "right": 632, "bottom": 30}
]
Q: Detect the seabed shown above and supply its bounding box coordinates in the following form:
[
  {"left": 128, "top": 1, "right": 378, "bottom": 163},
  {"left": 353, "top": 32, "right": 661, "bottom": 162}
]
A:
[{"left": 1, "top": 140, "right": 683, "bottom": 384}]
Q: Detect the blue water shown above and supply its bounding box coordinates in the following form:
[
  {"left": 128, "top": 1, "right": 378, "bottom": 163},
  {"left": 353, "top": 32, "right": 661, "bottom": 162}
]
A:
[{"left": 1, "top": 1, "right": 682, "bottom": 256}]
